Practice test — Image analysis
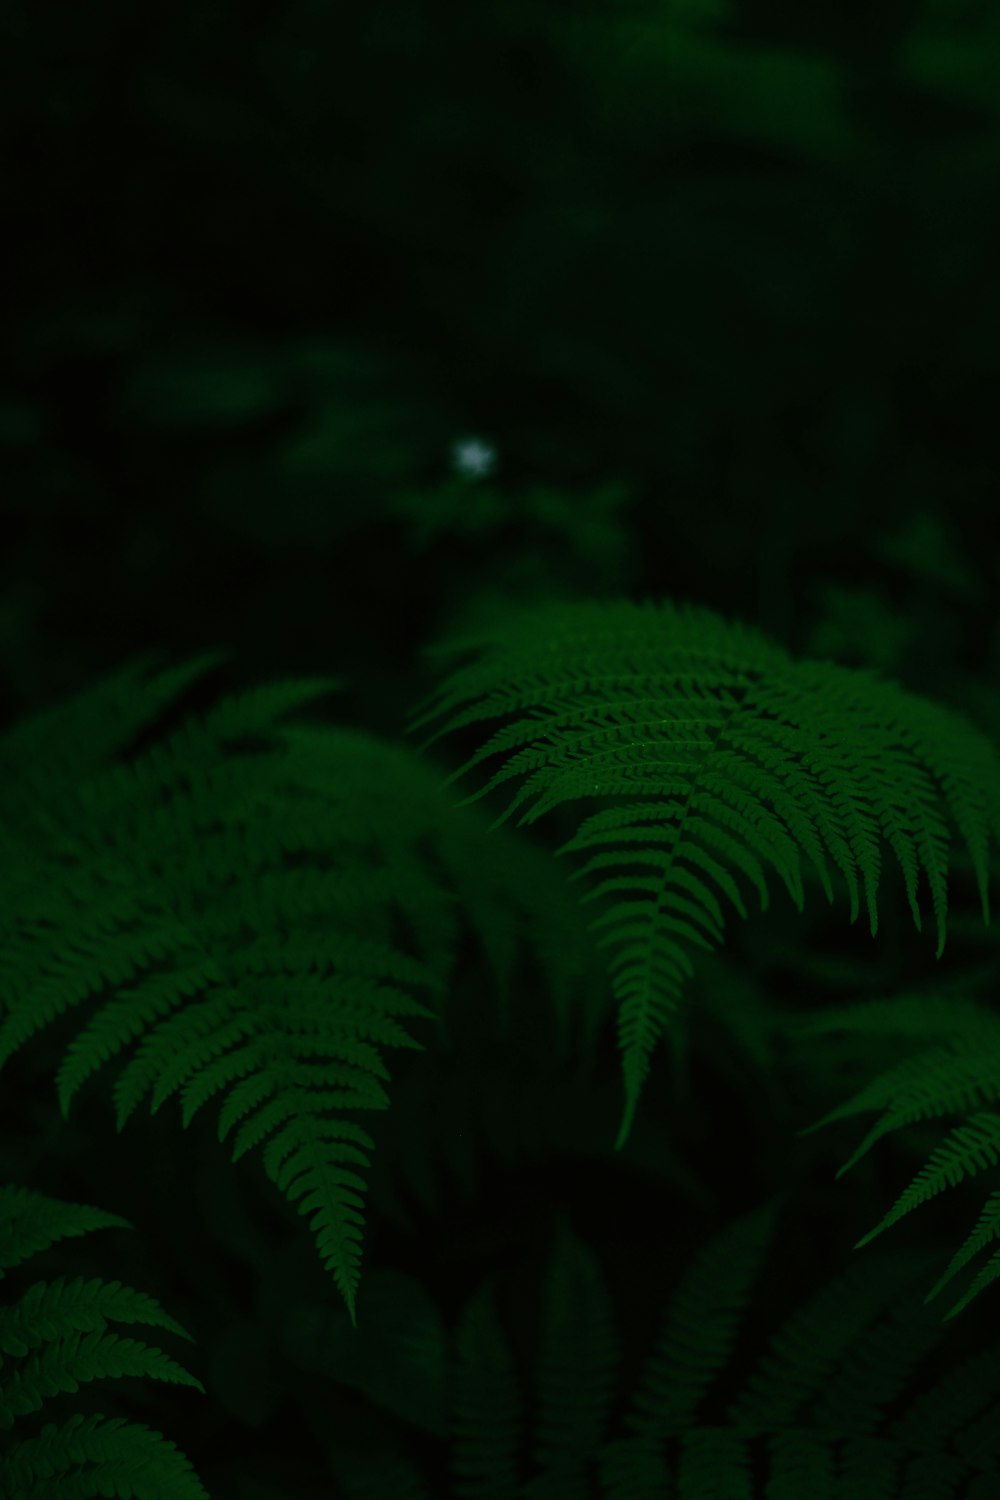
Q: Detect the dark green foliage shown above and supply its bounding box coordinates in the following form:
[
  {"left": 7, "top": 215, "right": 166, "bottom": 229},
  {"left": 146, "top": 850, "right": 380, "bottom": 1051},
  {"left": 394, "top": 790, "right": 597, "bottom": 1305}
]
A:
[
  {"left": 0, "top": 653, "right": 600, "bottom": 1329},
  {"left": 794, "top": 990, "right": 1000, "bottom": 1319},
  {"left": 1, "top": 588, "right": 1000, "bottom": 1497},
  {"left": 0, "top": 1184, "right": 207, "bottom": 1499},
  {"left": 289, "top": 1203, "right": 1000, "bottom": 1499},
  {"left": 5, "top": 2, "right": 1000, "bottom": 1492},
  {"left": 411, "top": 596, "right": 1000, "bottom": 1149}
]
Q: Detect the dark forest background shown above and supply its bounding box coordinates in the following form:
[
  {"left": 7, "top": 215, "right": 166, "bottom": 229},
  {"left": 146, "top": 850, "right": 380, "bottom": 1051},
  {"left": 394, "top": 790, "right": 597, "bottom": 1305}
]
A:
[{"left": 3, "top": 2, "right": 1000, "bottom": 1495}]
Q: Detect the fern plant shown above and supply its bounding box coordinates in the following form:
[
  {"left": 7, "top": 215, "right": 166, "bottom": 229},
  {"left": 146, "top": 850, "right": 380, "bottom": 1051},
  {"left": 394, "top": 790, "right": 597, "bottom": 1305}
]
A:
[
  {"left": 0, "top": 1183, "right": 207, "bottom": 1500},
  {"left": 0, "top": 654, "right": 595, "bottom": 1327},
  {"left": 791, "top": 988, "right": 1000, "bottom": 1321},
  {"left": 409, "top": 596, "right": 1000, "bottom": 1149},
  {"left": 4, "top": 592, "right": 1000, "bottom": 1347},
  {"left": 284, "top": 1199, "right": 1000, "bottom": 1499}
]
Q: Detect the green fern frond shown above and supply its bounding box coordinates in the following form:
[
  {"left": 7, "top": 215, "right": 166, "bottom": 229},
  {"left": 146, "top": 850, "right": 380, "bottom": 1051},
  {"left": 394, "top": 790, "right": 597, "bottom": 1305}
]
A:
[
  {"left": 609, "top": 1234, "right": 966, "bottom": 1499},
  {"left": 326, "top": 1449, "right": 433, "bottom": 1499},
  {"left": 0, "top": 1185, "right": 207, "bottom": 1500},
  {"left": 0, "top": 1187, "right": 132, "bottom": 1280},
  {"left": 0, "top": 660, "right": 595, "bottom": 1327},
  {"left": 310, "top": 1199, "right": 1000, "bottom": 1498},
  {"left": 625, "top": 1200, "right": 778, "bottom": 1444},
  {"left": 2, "top": 1413, "right": 208, "bottom": 1500},
  {"left": 523, "top": 1214, "right": 620, "bottom": 1498},
  {"left": 450, "top": 1277, "right": 524, "bottom": 1500},
  {"left": 794, "top": 990, "right": 1000, "bottom": 1319},
  {"left": 0, "top": 668, "right": 436, "bottom": 1328},
  {"left": 409, "top": 597, "right": 1000, "bottom": 1147},
  {"left": 0, "top": 651, "right": 227, "bottom": 834},
  {"left": 854, "top": 1112, "right": 1000, "bottom": 1248},
  {"left": 0, "top": 1275, "right": 195, "bottom": 1365},
  {"left": 817, "top": 1035, "right": 1000, "bottom": 1177},
  {"left": 921, "top": 1190, "right": 1000, "bottom": 1320}
]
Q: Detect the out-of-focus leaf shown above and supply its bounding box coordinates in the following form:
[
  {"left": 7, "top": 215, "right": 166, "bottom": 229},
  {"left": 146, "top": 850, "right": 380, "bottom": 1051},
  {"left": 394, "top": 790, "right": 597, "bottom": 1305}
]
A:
[
  {"left": 900, "top": 13, "right": 1000, "bottom": 119},
  {"left": 114, "top": 346, "right": 287, "bottom": 428},
  {"left": 565, "top": 22, "right": 861, "bottom": 166}
]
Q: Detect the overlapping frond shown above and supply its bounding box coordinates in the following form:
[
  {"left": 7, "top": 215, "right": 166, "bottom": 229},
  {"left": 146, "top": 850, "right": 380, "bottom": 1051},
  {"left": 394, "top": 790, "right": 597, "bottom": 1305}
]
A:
[
  {"left": 794, "top": 991, "right": 1000, "bottom": 1319},
  {"left": 0, "top": 1184, "right": 206, "bottom": 1500},
  {"left": 409, "top": 597, "right": 1000, "bottom": 1146},
  {"left": 309, "top": 1201, "right": 1000, "bottom": 1498},
  {"left": 0, "top": 659, "right": 595, "bottom": 1325}
]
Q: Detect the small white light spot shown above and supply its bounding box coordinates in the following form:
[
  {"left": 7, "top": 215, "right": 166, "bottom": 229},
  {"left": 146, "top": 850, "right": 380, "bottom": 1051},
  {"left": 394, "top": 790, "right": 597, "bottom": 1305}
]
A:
[{"left": 450, "top": 434, "right": 497, "bottom": 479}]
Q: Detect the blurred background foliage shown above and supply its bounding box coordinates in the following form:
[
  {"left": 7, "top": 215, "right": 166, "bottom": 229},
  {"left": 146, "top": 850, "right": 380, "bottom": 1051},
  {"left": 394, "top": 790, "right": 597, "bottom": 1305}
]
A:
[
  {"left": 3, "top": 0, "right": 1000, "bottom": 1494},
  {"left": 3, "top": 0, "right": 998, "bottom": 738}
]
